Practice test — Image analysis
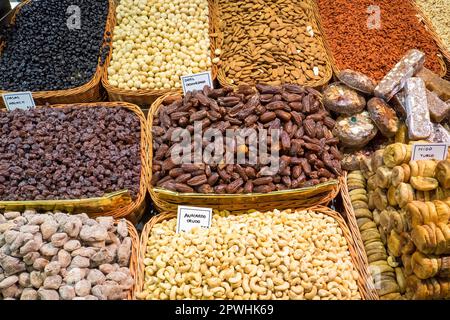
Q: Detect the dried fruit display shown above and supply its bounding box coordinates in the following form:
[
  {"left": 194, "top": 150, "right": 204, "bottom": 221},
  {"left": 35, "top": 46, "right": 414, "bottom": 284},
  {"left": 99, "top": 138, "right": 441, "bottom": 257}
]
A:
[
  {"left": 0, "top": 211, "right": 134, "bottom": 300},
  {"left": 218, "top": 0, "right": 330, "bottom": 86},
  {"left": 0, "top": 106, "right": 141, "bottom": 201},
  {"left": 0, "top": 0, "right": 109, "bottom": 91},
  {"left": 136, "top": 209, "right": 362, "bottom": 300},
  {"left": 346, "top": 143, "right": 450, "bottom": 300},
  {"left": 151, "top": 84, "right": 342, "bottom": 194}
]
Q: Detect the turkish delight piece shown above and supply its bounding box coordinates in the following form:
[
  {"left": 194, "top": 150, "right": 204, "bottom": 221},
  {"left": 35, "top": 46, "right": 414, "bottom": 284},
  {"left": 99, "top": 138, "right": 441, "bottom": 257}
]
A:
[
  {"left": 404, "top": 77, "right": 432, "bottom": 140},
  {"left": 416, "top": 67, "right": 450, "bottom": 101},
  {"left": 375, "top": 49, "right": 425, "bottom": 101},
  {"left": 426, "top": 90, "right": 449, "bottom": 123}
]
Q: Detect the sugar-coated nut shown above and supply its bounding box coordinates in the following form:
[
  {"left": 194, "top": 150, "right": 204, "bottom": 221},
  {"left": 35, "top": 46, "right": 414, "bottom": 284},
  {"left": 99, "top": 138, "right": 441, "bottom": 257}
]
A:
[
  {"left": 44, "top": 261, "right": 61, "bottom": 276},
  {"left": 75, "top": 280, "right": 92, "bottom": 297},
  {"left": 18, "top": 272, "right": 30, "bottom": 288},
  {"left": 4, "top": 212, "right": 20, "bottom": 220},
  {"left": 99, "top": 264, "right": 115, "bottom": 275},
  {"left": 32, "top": 258, "right": 49, "bottom": 272},
  {"left": 57, "top": 250, "right": 72, "bottom": 269},
  {"left": 64, "top": 240, "right": 82, "bottom": 252},
  {"left": 87, "top": 269, "right": 106, "bottom": 286},
  {"left": 71, "top": 247, "right": 98, "bottom": 259},
  {"left": 59, "top": 285, "right": 76, "bottom": 300},
  {"left": 1, "top": 284, "right": 20, "bottom": 298},
  {"left": 1, "top": 210, "right": 134, "bottom": 300},
  {"left": 39, "top": 243, "right": 59, "bottom": 257},
  {"left": 70, "top": 256, "right": 91, "bottom": 269},
  {"left": 65, "top": 268, "right": 86, "bottom": 285},
  {"left": 51, "top": 233, "right": 69, "bottom": 248},
  {"left": 0, "top": 275, "right": 19, "bottom": 289},
  {"left": 29, "top": 271, "right": 44, "bottom": 289},
  {"left": 20, "top": 288, "right": 38, "bottom": 300},
  {"left": 43, "top": 275, "right": 62, "bottom": 290},
  {"left": 37, "top": 288, "right": 60, "bottom": 300},
  {"left": 116, "top": 220, "right": 128, "bottom": 238},
  {"left": 80, "top": 225, "right": 108, "bottom": 242},
  {"left": 96, "top": 217, "right": 115, "bottom": 231},
  {"left": 117, "top": 237, "right": 132, "bottom": 267},
  {"left": 40, "top": 220, "right": 59, "bottom": 240}
]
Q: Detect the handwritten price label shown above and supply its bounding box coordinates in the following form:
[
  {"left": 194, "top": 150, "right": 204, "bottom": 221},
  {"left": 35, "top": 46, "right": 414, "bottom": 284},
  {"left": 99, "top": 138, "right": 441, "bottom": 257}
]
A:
[{"left": 411, "top": 143, "right": 448, "bottom": 161}]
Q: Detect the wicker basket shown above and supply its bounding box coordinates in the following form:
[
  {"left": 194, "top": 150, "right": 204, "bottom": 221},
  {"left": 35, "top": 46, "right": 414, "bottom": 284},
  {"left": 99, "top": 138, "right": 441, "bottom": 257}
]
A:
[
  {"left": 135, "top": 205, "right": 375, "bottom": 300},
  {"left": 0, "top": 0, "right": 116, "bottom": 108},
  {"left": 120, "top": 219, "right": 139, "bottom": 300},
  {"left": 101, "top": 1, "right": 221, "bottom": 108},
  {"left": 340, "top": 172, "right": 380, "bottom": 300},
  {"left": 0, "top": 102, "right": 148, "bottom": 221},
  {"left": 410, "top": 0, "right": 450, "bottom": 62},
  {"left": 216, "top": 0, "right": 332, "bottom": 89},
  {"left": 312, "top": 0, "right": 447, "bottom": 79},
  {"left": 148, "top": 93, "right": 340, "bottom": 214}
]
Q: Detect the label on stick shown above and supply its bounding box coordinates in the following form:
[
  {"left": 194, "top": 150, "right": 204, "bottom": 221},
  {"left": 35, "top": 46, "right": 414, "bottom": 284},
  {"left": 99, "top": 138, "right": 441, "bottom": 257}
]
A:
[
  {"left": 181, "top": 71, "right": 213, "bottom": 94},
  {"left": 176, "top": 205, "right": 212, "bottom": 233},
  {"left": 2, "top": 92, "right": 36, "bottom": 111},
  {"left": 411, "top": 143, "right": 448, "bottom": 161}
]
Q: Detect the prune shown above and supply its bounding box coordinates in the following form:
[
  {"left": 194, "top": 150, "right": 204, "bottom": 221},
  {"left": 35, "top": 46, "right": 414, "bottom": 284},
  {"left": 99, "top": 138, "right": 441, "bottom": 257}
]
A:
[{"left": 0, "top": 0, "right": 109, "bottom": 91}]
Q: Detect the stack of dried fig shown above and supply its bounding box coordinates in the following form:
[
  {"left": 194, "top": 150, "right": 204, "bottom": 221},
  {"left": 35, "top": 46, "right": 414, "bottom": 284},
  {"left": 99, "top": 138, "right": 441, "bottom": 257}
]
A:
[{"left": 151, "top": 84, "right": 343, "bottom": 194}]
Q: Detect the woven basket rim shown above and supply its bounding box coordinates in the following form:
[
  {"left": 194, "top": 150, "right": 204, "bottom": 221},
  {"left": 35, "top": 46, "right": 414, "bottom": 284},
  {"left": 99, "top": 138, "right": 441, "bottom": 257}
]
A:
[
  {"left": 119, "top": 219, "right": 139, "bottom": 300},
  {"left": 312, "top": 0, "right": 447, "bottom": 79},
  {"left": 215, "top": 0, "right": 332, "bottom": 88},
  {"left": 101, "top": 0, "right": 221, "bottom": 99},
  {"left": 0, "top": 0, "right": 116, "bottom": 101},
  {"left": 0, "top": 102, "right": 148, "bottom": 219},
  {"left": 340, "top": 172, "right": 380, "bottom": 300},
  {"left": 135, "top": 205, "right": 374, "bottom": 300}
]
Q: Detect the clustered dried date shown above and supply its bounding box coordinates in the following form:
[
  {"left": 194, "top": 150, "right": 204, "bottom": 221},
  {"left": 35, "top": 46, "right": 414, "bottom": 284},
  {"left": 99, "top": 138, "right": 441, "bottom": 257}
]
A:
[
  {"left": 0, "top": 107, "right": 141, "bottom": 201},
  {"left": 0, "top": 211, "right": 133, "bottom": 300},
  {"left": 151, "top": 84, "right": 342, "bottom": 194}
]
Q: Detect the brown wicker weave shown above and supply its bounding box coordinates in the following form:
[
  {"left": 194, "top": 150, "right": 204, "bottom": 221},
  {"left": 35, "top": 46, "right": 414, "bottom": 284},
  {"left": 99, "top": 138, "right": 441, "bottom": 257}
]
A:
[
  {"left": 120, "top": 219, "right": 139, "bottom": 300},
  {"left": 312, "top": 0, "right": 447, "bottom": 79},
  {"left": 135, "top": 205, "right": 375, "bottom": 300},
  {"left": 102, "top": 1, "right": 221, "bottom": 108},
  {"left": 0, "top": 102, "right": 148, "bottom": 221},
  {"left": 0, "top": 0, "right": 116, "bottom": 108},
  {"left": 216, "top": 0, "right": 332, "bottom": 89},
  {"left": 148, "top": 93, "right": 340, "bottom": 214},
  {"left": 340, "top": 172, "right": 380, "bottom": 300}
]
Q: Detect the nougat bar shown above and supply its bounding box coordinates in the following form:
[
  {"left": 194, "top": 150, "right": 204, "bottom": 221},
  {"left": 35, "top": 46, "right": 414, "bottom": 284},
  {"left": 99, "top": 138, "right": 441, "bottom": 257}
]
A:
[
  {"left": 375, "top": 49, "right": 425, "bottom": 101},
  {"left": 404, "top": 77, "right": 432, "bottom": 140}
]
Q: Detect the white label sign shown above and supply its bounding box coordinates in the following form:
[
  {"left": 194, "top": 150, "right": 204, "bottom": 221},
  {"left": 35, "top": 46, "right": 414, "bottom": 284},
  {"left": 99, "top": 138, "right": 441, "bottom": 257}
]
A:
[
  {"left": 2, "top": 92, "right": 36, "bottom": 111},
  {"left": 176, "top": 205, "right": 212, "bottom": 233},
  {"left": 181, "top": 71, "right": 213, "bottom": 94},
  {"left": 412, "top": 143, "right": 448, "bottom": 161}
]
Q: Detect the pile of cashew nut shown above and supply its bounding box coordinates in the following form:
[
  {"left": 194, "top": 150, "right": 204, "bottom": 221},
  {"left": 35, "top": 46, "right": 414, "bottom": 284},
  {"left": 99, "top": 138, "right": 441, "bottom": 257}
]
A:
[{"left": 136, "top": 209, "right": 361, "bottom": 300}]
